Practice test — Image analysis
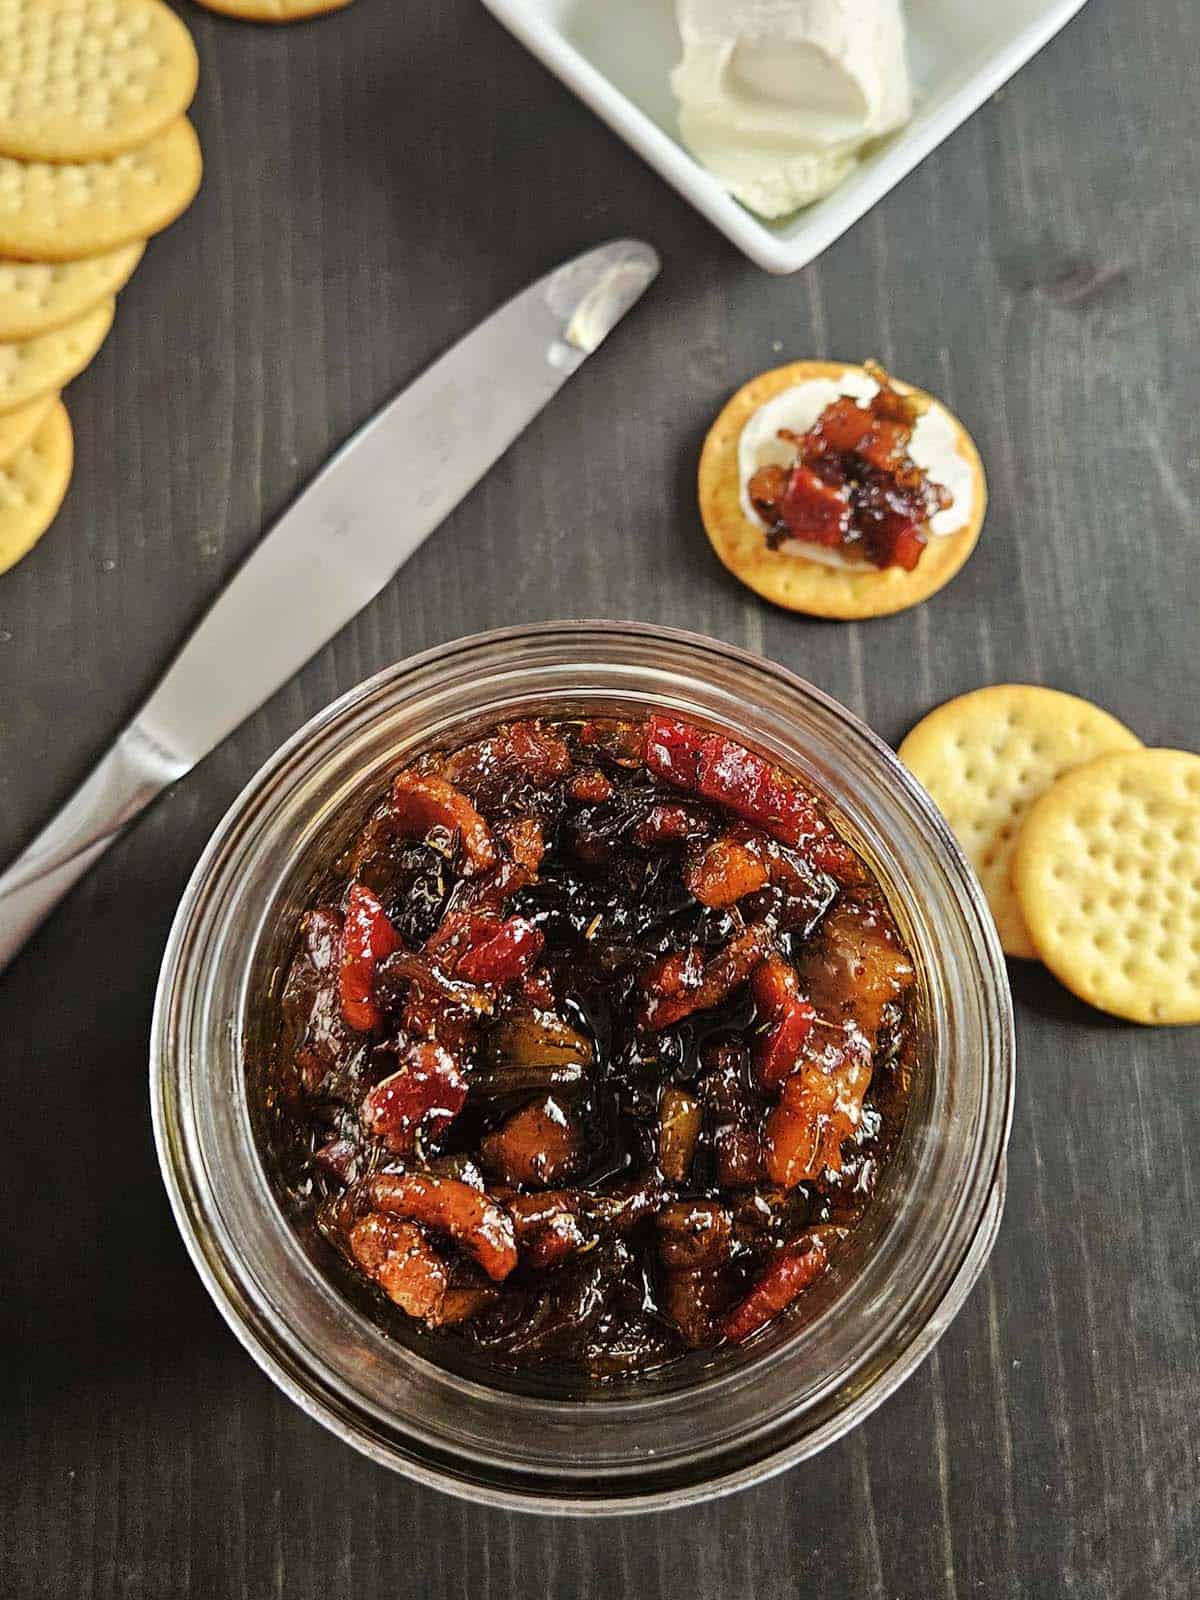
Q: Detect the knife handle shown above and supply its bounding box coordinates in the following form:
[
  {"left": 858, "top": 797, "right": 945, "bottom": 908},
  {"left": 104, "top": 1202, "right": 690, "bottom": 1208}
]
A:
[{"left": 0, "top": 722, "right": 188, "bottom": 973}]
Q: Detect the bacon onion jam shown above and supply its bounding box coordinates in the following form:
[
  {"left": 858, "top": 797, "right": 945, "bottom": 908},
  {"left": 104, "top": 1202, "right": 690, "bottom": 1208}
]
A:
[
  {"left": 266, "top": 715, "right": 918, "bottom": 1378},
  {"left": 746, "top": 364, "right": 953, "bottom": 572}
]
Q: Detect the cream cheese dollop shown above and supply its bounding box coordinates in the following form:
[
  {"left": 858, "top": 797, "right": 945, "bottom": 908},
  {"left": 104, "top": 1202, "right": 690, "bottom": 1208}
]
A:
[
  {"left": 738, "top": 370, "right": 976, "bottom": 569},
  {"left": 671, "top": 0, "right": 912, "bottom": 218}
]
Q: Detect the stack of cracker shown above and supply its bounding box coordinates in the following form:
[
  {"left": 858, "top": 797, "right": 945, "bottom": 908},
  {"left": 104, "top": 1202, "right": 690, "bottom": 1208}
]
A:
[
  {"left": 0, "top": 0, "right": 202, "bottom": 575},
  {"left": 900, "top": 686, "right": 1200, "bottom": 1026}
]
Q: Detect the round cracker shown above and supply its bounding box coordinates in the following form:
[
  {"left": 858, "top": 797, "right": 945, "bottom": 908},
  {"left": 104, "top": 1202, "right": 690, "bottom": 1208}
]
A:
[
  {"left": 0, "top": 398, "right": 73, "bottom": 574},
  {"left": 0, "top": 241, "right": 142, "bottom": 339},
  {"left": 0, "top": 118, "right": 201, "bottom": 261},
  {"left": 699, "top": 360, "right": 987, "bottom": 619},
  {"left": 0, "top": 0, "right": 198, "bottom": 163},
  {"left": 0, "top": 388, "right": 54, "bottom": 465},
  {"left": 1013, "top": 749, "right": 1200, "bottom": 1025},
  {"left": 899, "top": 686, "right": 1142, "bottom": 959},
  {"left": 0, "top": 297, "right": 113, "bottom": 415},
  {"left": 193, "top": 0, "right": 353, "bottom": 20}
]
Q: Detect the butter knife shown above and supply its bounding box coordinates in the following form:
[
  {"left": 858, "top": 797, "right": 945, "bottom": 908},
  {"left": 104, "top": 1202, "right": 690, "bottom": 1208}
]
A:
[{"left": 0, "top": 239, "right": 660, "bottom": 971}]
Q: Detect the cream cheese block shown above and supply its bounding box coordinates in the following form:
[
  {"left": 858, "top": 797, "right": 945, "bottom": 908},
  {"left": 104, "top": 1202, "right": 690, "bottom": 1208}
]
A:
[{"left": 671, "top": 0, "right": 912, "bottom": 218}]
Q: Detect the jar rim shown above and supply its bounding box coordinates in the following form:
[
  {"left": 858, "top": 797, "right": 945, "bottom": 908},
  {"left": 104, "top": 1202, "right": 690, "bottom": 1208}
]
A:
[{"left": 151, "top": 620, "right": 1015, "bottom": 1513}]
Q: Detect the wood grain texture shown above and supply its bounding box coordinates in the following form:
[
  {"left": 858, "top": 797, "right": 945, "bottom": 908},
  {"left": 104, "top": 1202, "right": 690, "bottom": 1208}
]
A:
[{"left": 1, "top": 0, "right": 1198, "bottom": 1594}]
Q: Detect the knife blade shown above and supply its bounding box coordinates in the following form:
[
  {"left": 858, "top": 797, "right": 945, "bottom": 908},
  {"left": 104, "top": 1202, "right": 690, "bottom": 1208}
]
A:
[{"left": 0, "top": 239, "right": 660, "bottom": 971}]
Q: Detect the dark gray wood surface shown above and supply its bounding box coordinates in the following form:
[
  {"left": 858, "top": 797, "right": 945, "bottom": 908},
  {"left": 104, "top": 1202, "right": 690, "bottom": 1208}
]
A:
[{"left": 2, "top": 0, "right": 1197, "bottom": 1594}]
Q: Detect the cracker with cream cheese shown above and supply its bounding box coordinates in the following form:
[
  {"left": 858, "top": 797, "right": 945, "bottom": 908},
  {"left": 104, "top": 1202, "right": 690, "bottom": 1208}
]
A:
[{"left": 698, "top": 360, "right": 987, "bottom": 620}]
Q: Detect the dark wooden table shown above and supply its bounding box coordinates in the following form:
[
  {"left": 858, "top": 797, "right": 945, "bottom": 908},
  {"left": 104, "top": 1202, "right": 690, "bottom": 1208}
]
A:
[{"left": 3, "top": 1, "right": 1198, "bottom": 1594}]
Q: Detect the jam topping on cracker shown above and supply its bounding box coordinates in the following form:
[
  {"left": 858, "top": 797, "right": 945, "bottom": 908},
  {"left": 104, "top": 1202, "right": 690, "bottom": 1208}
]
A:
[{"left": 746, "top": 364, "right": 953, "bottom": 572}]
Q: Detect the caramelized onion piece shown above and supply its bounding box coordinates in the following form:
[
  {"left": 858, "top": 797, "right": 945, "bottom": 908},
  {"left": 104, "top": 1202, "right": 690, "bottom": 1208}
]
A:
[{"left": 656, "top": 1087, "right": 702, "bottom": 1184}]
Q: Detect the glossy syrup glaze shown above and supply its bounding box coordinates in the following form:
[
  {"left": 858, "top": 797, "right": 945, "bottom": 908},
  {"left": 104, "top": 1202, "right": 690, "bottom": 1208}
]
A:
[{"left": 262, "top": 714, "right": 919, "bottom": 1378}]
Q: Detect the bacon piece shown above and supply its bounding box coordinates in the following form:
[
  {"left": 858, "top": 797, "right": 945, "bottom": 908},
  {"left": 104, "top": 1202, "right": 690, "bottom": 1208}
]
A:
[
  {"left": 577, "top": 717, "right": 645, "bottom": 766},
  {"left": 455, "top": 916, "right": 545, "bottom": 987},
  {"left": 685, "top": 834, "right": 769, "bottom": 908},
  {"left": 777, "top": 463, "right": 851, "bottom": 546},
  {"left": 797, "top": 898, "right": 916, "bottom": 1041},
  {"left": 685, "top": 823, "right": 836, "bottom": 918},
  {"left": 369, "top": 1173, "right": 518, "bottom": 1282},
  {"left": 424, "top": 908, "right": 500, "bottom": 965},
  {"left": 722, "top": 1236, "right": 829, "bottom": 1344},
  {"left": 338, "top": 884, "right": 400, "bottom": 1033},
  {"left": 374, "top": 948, "right": 492, "bottom": 1048},
  {"left": 655, "top": 1201, "right": 733, "bottom": 1270},
  {"left": 762, "top": 1024, "right": 873, "bottom": 1187},
  {"left": 496, "top": 816, "right": 545, "bottom": 875},
  {"left": 348, "top": 1214, "right": 448, "bottom": 1323},
  {"left": 507, "top": 1175, "right": 668, "bottom": 1271},
  {"left": 639, "top": 924, "right": 771, "bottom": 1031},
  {"left": 660, "top": 1263, "right": 740, "bottom": 1349},
  {"left": 440, "top": 720, "right": 572, "bottom": 811},
  {"left": 456, "top": 816, "right": 547, "bottom": 915},
  {"left": 630, "top": 801, "right": 715, "bottom": 848},
  {"left": 643, "top": 715, "right": 705, "bottom": 788},
  {"left": 390, "top": 771, "right": 496, "bottom": 876},
  {"left": 508, "top": 1191, "right": 591, "bottom": 1270},
  {"left": 750, "top": 955, "right": 816, "bottom": 1091},
  {"left": 644, "top": 717, "right": 857, "bottom": 875},
  {"left": 360, "top": 1041, "right": 468, "bottom": 1154},
  {"left": 569, "top": 768, "right": 614, "bottom": 805}
]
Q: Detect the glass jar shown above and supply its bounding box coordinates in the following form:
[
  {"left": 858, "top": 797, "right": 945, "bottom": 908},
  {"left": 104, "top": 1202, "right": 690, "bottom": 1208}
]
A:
[{"left": 151, "top": 621, "right": 1014, "bottom": 1514}]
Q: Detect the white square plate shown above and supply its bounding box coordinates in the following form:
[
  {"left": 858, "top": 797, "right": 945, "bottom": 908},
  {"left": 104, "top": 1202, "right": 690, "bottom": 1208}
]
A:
[{"left": 481, "top": 0, "right": 1091, "bottom": 274}]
